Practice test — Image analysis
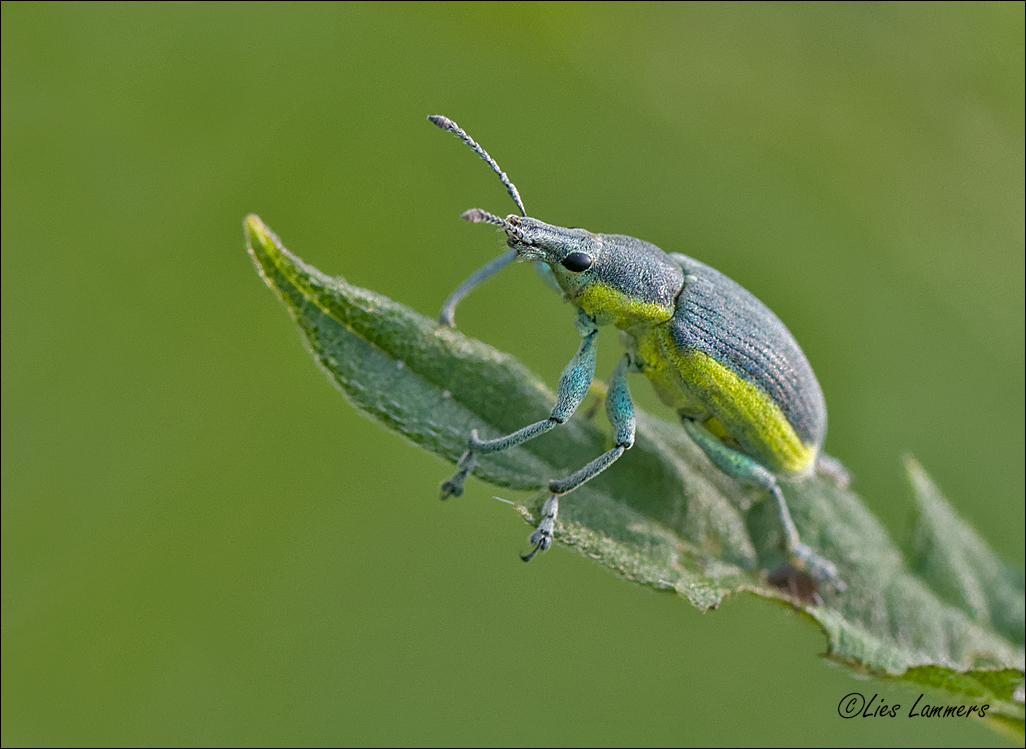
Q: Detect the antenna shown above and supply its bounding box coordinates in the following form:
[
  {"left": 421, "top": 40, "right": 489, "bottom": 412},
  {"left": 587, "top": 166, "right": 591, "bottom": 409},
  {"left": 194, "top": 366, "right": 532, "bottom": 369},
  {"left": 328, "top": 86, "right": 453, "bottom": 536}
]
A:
[
  {"left": 461, "top": 208, "right": 525, "bottom": 243},
  {"left": 428, "top": 115, "right": 527, "bottom": 217}
]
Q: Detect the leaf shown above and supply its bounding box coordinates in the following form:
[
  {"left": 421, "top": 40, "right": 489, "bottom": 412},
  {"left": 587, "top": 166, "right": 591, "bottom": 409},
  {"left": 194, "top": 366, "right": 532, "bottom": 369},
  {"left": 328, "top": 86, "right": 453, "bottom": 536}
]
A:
[
  {"left": 906, "top": 458, "right": 1025, "bottom": 645},
  {"left": 245, "top": 214, "right": 1025, "bottom": 734}
]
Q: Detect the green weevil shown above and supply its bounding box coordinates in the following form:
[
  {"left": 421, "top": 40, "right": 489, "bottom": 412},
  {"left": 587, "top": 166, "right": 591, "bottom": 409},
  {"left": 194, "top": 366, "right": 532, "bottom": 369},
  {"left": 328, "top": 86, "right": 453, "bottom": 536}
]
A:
[{"left": 429, "top": 115, "right": 846, "bottom": 590}]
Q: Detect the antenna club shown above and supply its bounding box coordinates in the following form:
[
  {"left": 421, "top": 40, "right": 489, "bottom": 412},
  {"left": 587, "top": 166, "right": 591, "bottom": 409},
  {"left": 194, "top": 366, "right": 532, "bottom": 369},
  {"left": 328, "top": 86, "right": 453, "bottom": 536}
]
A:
[
  {"left": 428, "top": 114, "right": 457, "bottom": 132},
  {"left": 461, "top": 208, "right": 500, "bottom": 226}
]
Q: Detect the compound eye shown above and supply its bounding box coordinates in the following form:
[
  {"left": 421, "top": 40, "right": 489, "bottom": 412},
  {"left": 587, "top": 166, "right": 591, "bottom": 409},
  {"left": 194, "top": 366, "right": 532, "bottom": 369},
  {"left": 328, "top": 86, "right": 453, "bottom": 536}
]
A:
[{"left": 561, "top": 252, "right": 593, "bottom": 273}]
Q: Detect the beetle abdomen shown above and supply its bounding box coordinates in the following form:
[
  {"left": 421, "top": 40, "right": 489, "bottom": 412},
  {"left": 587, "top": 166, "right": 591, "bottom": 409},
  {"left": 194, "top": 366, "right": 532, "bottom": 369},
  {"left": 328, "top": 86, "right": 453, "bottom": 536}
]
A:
[{"left": 661, "top": 255, "right": 827, "bottom": 474}]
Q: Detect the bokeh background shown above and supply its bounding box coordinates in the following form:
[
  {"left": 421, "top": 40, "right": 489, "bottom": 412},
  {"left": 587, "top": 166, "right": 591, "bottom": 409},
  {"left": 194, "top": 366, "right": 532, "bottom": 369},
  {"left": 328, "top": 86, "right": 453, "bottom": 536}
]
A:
[{"left": 3, "top": 3, "right": 1022, "bottom": 745}]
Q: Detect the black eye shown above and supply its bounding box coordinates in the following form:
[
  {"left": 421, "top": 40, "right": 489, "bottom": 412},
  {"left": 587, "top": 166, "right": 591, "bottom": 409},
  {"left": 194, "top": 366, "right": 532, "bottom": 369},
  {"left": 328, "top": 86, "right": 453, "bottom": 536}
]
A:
[{"left": 561, "top": 252, "right": 593, "bottom": 273}]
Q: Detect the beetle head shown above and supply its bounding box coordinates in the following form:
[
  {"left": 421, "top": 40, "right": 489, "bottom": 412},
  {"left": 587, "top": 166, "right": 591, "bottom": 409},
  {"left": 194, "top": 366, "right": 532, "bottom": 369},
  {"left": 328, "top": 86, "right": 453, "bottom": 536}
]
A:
[
  {"left": 461, "top": 210, "right": 684, "bottom": 321},
  {"left": 462, "top": 210, "right": 602, "bottom": 297}
]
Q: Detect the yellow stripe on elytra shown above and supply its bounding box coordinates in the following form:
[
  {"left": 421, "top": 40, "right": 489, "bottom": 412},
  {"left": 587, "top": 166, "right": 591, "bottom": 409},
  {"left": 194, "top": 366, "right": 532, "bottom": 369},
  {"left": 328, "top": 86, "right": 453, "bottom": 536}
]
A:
[
  {"left": 635, "top": 327, "right": 701, "bottom": 412},
  {"left": 651, "top": 326, "right": 816, "bottom": 474},
  {"left": 577, "top": 282, "right": 674, "bottom": 330}
]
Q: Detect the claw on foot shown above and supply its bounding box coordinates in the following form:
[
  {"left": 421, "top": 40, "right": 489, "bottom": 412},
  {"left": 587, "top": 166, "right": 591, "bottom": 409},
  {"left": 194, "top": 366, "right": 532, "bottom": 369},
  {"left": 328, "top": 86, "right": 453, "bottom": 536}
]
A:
[
  {"left": 520, "top": 535, "right": 548, "bottom": 562},
  {"left": 441, "top": 448, "right": 477, "bottom": 500},
  {"left": 767, "top": 564, "right": 821, "bottom": 604},
  {"left": 521, "top": 495, "right": 558, "bottom": 562},
  {"left": 791, "top": 545, "right": 846, "bottom": 593},
  {"left": 439, "top": 479, "right": 463, "bottom": 500}
]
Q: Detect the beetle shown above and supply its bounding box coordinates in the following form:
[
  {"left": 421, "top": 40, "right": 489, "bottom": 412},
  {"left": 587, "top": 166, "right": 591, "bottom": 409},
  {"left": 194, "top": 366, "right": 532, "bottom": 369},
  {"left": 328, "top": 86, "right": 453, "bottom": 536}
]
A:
[{"left": 429, "top": 115, "right": 846, "bottom": 589}]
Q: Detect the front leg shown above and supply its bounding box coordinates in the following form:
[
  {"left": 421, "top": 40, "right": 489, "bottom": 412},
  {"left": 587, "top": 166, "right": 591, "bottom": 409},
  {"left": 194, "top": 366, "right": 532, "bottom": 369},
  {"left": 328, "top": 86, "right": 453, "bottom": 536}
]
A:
[{"left": 440, "top": 311, "right": 599, "bottom": 499}]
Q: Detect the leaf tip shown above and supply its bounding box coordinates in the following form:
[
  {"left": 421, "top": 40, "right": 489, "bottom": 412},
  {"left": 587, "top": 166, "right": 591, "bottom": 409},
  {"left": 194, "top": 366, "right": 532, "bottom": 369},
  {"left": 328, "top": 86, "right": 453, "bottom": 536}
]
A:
[
  {"left": 244, "top": 213, "right": 272, "bottom": 253},
  {"left": 902, "top": 455, "right": 930, "bottom": 501},
  {"left": 244, "top": 214, "right": 292, "bottom": 283}
]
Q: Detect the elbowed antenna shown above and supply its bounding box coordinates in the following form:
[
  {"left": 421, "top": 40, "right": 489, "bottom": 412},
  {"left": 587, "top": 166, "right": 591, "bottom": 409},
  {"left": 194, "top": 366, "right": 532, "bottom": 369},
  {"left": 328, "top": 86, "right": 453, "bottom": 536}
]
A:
[{"left": 428, "top": 115, "right": 527, "bottom": 217}]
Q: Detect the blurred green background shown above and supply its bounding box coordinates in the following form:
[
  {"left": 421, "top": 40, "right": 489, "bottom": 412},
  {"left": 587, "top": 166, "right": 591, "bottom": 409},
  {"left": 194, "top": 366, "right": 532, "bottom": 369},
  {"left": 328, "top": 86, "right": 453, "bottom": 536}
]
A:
[{"left": 3, "top": 2, "right": 1022, "bottom": 745}]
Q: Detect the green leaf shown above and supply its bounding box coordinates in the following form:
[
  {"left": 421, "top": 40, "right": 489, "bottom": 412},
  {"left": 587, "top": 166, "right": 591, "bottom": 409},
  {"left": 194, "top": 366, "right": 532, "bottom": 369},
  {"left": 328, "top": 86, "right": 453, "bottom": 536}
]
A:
[
  {"left": 245, "top": 214, "right": 1025, "bottom": 735},
  {"left": 906, "top": 458, "right": 1025, "bottom": 645}
]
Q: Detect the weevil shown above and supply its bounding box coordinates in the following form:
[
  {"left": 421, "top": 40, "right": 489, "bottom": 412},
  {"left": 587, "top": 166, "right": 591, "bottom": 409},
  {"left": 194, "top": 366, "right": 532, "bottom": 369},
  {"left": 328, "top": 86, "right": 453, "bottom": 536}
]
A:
[{"left": 429, "top": 115, "right": 846, "bottom": 589}]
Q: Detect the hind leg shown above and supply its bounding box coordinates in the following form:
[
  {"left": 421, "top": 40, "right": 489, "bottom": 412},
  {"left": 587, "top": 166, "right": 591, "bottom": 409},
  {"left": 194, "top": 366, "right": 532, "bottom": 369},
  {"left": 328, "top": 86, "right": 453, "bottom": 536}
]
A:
[{"left": 682, "top": 419, "right": 844, "bottom": 591}]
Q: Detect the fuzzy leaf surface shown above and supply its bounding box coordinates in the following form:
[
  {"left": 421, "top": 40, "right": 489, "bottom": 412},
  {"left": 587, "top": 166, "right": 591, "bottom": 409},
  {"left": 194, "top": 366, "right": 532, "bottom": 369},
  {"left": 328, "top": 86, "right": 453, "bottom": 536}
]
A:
[{"left": 246, "top": 214, "right": 1024, "bottom": 734}]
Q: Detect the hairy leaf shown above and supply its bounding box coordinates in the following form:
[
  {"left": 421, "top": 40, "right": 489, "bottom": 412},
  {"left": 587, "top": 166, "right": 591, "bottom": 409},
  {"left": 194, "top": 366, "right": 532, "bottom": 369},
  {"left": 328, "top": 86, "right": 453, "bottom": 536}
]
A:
[{"left": 246, "top": 214, "right": 1024, "bottom": 734}]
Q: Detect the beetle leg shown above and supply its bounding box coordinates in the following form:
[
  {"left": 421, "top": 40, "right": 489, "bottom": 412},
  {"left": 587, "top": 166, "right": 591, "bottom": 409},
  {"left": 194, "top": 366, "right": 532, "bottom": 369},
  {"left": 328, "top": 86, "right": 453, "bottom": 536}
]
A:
[
  {"left": 767, "top": 484, "right": 844, "bottom": 590},
  {"left": 521, "top": 494, "right": 559, "bottom": 562},
  {"left": 549, "top": 353, "right": 636, "bottom": 495},
  {"left": 523, "top": 354, "right": 638, "bottom": 559},
  {"left": 815, "top": 453, "right": 852, "bottom": 489},
  {"left": 438, "top": 249, "right": 518, "bottom": 327},
  {"left": 440, "top": 317, "right": 599, "bottom": 500},
  {"left": 524, "top": 450, "right": 626, "bottom": 558},
  {"left": 682, "top": 419, "right": 845, "bottom": 591}
]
